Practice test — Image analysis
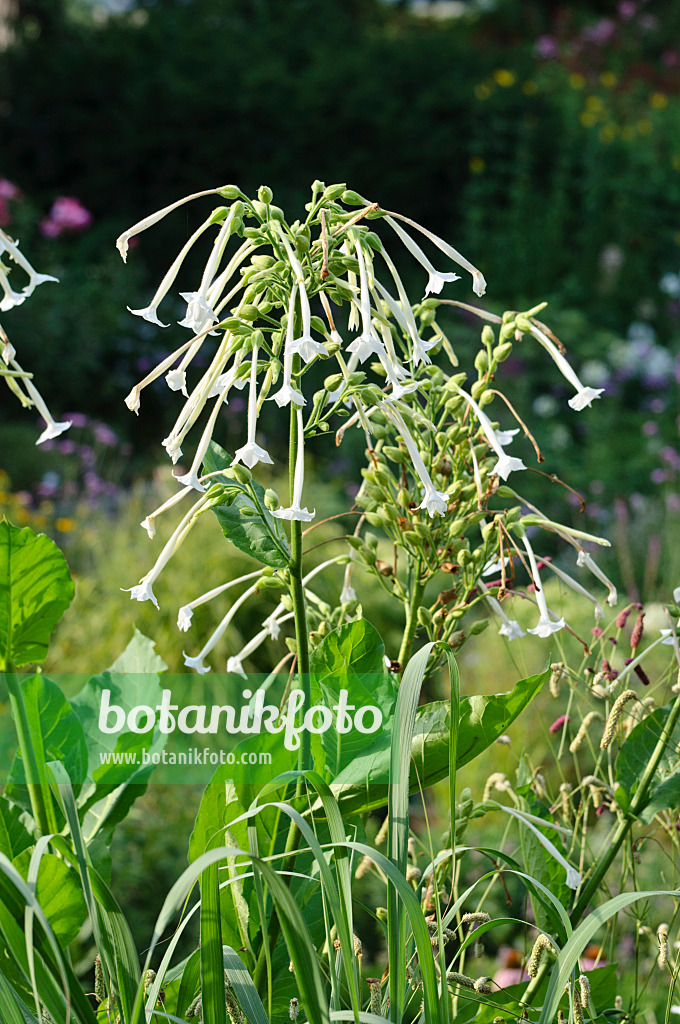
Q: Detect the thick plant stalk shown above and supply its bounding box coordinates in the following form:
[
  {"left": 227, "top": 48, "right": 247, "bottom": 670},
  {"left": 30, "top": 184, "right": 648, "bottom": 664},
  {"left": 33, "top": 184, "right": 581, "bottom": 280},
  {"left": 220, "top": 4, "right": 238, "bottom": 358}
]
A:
[
  {"left": 288, "top": 361, "right": 311, "bottom": 773},
  {"left": 5, "top": 666, "right": 55, "bottom": 835},
  {"left": 398, "top": 567, "right": 425, "bottom": 669}
]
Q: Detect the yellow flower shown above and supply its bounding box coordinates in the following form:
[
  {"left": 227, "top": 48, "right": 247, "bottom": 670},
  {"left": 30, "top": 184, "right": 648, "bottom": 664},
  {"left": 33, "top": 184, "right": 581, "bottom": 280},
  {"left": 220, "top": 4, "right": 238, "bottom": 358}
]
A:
[
  {"left": 474, "top": 83, "right": 492, "bottom": 100},
  {"left": 56, "top": 517, "right": 76, "bottom": 533},
  {"left": 585, "top": 95, "right": 603, "bottom": 111},
  {"left": 600, "top": 71, "right": 617, "bottom": 88},
  {"left": 580, "top": 111, "right": 598, "bottom": 128},
  {"left": 493, "top": 69, "right": 516, "bottom": 88},
  {"left": 570, "top": 73, "right": 586, "bottom": 90},
  {"left": 469, "top": 156, "right": 485, "bottom": 174},
  {"left": 651, "top": 92, "right": 668, "bottom": 110},
  {"left": 522, "top": 81, "right": 537, "bottom": 95},
  {"left": 598, "top": 123, "right": 619, "bottom": 143}
]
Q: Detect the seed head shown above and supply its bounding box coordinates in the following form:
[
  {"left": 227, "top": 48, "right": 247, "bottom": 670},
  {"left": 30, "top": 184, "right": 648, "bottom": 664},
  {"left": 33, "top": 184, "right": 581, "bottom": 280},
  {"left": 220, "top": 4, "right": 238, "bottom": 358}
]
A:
[
  {"left": 600, "top": 690, "right": 638, "bottom": 749},
  {"left": 527, "top": 933, "right": 558, "bottom": 978},
  {"left": 569, "top": 712, "right": 603, "bottom": 753}
]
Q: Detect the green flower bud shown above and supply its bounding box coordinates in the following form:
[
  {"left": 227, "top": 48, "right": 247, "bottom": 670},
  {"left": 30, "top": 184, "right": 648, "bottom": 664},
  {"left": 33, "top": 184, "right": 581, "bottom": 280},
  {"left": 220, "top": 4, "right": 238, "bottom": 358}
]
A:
[
  {"left": 469, "top": 619, "right": 489, "bottom": 636},
  {"left": 515, "top": 315, "right": 532, "bottom": 332},
  {"left": 218, "top": 185, "right": 242, "bottom": 199},
  {"left": 481, "top": 324, "right": 495, "bottom": 345},
  {"left": 294, "top": 234, "right": 311, "bottom": 254},
  {"left": 264, "top": 488, "right": 279, "bottom": 510},
  {"left": 285, "top": 637, "right": 298, "bottom": 654},
  {"left": 348, "top": 371, "right": 367, "bottom": 386},
  {"left": 457, "top": 549, "right": 472, "bottom": 567},
  {"left": 470, "top": 380, "right": 487, "bottom": 402},
  {"left": 342, "top": 189, "right": 369, "bottom": 206},
  {"left": 495, "top": 485, "right": 515, "bottom": 499},
  {"left": 403, "top": 530, "right": 420, "bottom": 544},
  {"left": 479, "top": 390, "right": 495, "bottom": 407},
  {"left": 238, "top": 304, "right": 260, "bottom": 321},
  {"left": 474, "top": 349, "right": 489, "bottom": 374},
  {"left": 229, "top": 463, "right": 252, "bottom": 485},
  {"left": 323, "top": 183, "right": 346, "bottom": 200},
  {"left": 239, "top": 506, "right": 258, "bottom": 518},
  {"left": 417, "top": 607, "right": 433, "bottom": 627},
  {"left": 366, "top": 532, "right": 379, "bottom": 551},
  {"left": 257, "top": 185, "right": 273, "bottom": 204},
  {"left": 445, "top": 395, "right": 464, "bottom": 413},
  {"left": 499, "top": 321, "right": 516, "bottom": 341},
  {"left": 310, "top": 315, "right": 327, "bottom": 334},
  {"left": 365, "top": 512, "right": 386, "bottom": 527},
  {"left": 325, "top": 339, "right": 341, "bottom": 356},
  {"left": 396, "top": 487, "right": 410, "bottom": 506},
  {"left": 419, "top": 308, "right": 436, "bottom": 326},
  {"left": 324, "top": 372, "right": 344, "bottom": 392},
  {"left": 493, "top": 341, "right": 513, "bottom": 362},
  {"left": 345, "top": 536, "right": 365, "bottom": 551},
  {"left": 209, "top": 205, "right": 231, "bottom": 224},
  {"left": 364, "top": 231, "right": 383, "bottom": 251},
  {"left": 383, "top": 445, "right": 408, "bottom": 463},
  {"left": 251, "top": 254, "right": 277, "bottom": 270},
  {"left": 413, "top": 523, "right": 431, "bottom": 540}
]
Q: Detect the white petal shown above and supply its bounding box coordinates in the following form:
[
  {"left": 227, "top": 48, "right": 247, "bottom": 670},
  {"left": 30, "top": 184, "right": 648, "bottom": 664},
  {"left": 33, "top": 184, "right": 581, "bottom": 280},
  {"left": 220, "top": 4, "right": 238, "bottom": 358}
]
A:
[
  {"left": 183, "top": 652, "right": 209, "bottom": 673},
  {"left": 492, "top": 453, "right": 526, "bottom": 480},
  {"left": 36, "top": 420, "right": 72, "bottom": 446},
  {"left": 127, "top": 305, "right": 170, "bottom": 328},
  {"left": 124, "top": 581, "right": 159, "bottom": 609},
  {"left": 177, "top": 606, "right": 194, "bottom": 631},
  {"left": 568, "top": 387, "right": 604, "bottom": 411}
]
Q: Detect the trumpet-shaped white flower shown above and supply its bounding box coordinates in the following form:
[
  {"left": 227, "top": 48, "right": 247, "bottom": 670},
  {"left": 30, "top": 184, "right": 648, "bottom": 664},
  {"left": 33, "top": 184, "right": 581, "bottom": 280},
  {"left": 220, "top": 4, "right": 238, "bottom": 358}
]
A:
[
  {"left": 124, "top": 493, "right": 210, "bottom": 608},
  {"left": 384, "top": 216, "right": 460, "bottom": 295},
  {"left": 228, "top": 612, "right": 295, "bottom": 674},
  {"left": 272, "top": 407, "right": 315, "bottom": 521},
  {"left": 116, "top": 186, "right": 228, "bottom": 262},
  {"left": 277, "top": 225, "right": 327, "bottom": 363},
  {"left": 11, "top": 354, "right": 72, "bottom": 445},
  {"left": 543, "top": 558, "right": 605, "bottom": 620},
  {"left": 227, "top": 656, "right": 246, "bottom": 676},
  {"left": 455, "top": 384, "right": 526, "bottom": 480},
  {"left": 374, "top": 260, "right": 436, "bottom": 367},
  {"left": 128, "top": 216, "right": 214, "bottom": 328},
  {"left": 183, "top": 580, "right": 260, "bottom": 673},
  {"left": 482, "top": 556, "right": 510, "bottom": 577},
  {"left": 272, "top": 284, "right": 306, "bottom": 408},
  {"left": 0, "top": 228, "right": 58, "bottom": 296},
  {"left": 178, "top": 289, "right": 219, "bottom": 335},
  {"left": 381, "top": 403, "right": 449, "bottom": 518},
  {"left": 174, "top": 380, "right": 232, "bottom": 491},
  {"left": 0, "top": 272, "right": 27, "bottom": 311},
  {"left": 576, "top": 549, "right": 617, "bottom": 607},
  {"left": 234, "top": 341, "right": 273, "bottom": 469},
  {"left": 340, "top": 582, "right": 357, "bottom": 604},
  {"left": 345, "top": 238, "right": 386, "bottom": 365},
  {"left": 384, "top": 210, "right": 486, "bottom": 297},
  {"left": 483, "top": 584, "right": 525, "bottom": 641},
  {"left": 290, "top": 335, "right": 328, "bottom": 363},
  {"left": 177, "top": 570, "right": 263, "bottom": 632},
  {"left": 496, "top": 428, "right": 520, "bottom": 446},
  {"left": 521, "top": 532, "right": 566, "bottom": 637},
  {"left": 530, "top": 323, "right": 604, "bottom": 411}
]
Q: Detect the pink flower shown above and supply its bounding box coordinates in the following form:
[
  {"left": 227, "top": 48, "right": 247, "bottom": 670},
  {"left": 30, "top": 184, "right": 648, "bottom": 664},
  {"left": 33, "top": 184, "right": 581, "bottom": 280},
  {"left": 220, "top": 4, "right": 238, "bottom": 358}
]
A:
[
  {"left": 40, "top": 196, "right": 92, "bottom": 237},
  {"left": 0, "top": 179, "right": 21, "bottom": 200},
  {"left": 549, "top": 715, "right": 570, "bottom": 734},
  {"left": 618, "top": 1, "right": 636, "bottom": 18}
]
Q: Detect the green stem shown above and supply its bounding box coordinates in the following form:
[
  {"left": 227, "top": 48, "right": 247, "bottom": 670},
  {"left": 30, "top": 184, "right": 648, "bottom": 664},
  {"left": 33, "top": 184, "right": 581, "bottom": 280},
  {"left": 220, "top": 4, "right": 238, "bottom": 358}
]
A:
[
  {"left": 398, "top": 563, "right": 425, "bottom": 669},
  {"left": 288, "top": 393, "right": 311, "bottom": 773},
  {"left": 522, "top": 687, "right": 680, "bottom": 1009},
  {"left": 5, "top": 667, "right": 55, "bottom": 835}
]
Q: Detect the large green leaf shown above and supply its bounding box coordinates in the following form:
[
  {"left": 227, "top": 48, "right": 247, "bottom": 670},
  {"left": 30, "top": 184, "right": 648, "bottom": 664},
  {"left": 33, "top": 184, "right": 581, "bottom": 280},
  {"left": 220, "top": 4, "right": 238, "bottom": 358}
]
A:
[
  {"left": 330, "top": 667, "right": 549, "bottom": 814},
  {"left": 616, "top": 701, "right": 680, "bottom": 823},
  {"left": 0, "top": 520, "right": 74, "bottom": 669},
  {"left": 204, "top": 441, "right": 291, "bottom": 568},
  {"left": 309, "top": 619, "right": 396, "bottom": 778},
  {"left": 12, "top": 850, "right": 87, "bottom": 947},
  {"left": 0, "top": 796, "right": 33, "bottom": 861},
  {"left": 7, "top": 674, "right": 88, "bottom": 798}
]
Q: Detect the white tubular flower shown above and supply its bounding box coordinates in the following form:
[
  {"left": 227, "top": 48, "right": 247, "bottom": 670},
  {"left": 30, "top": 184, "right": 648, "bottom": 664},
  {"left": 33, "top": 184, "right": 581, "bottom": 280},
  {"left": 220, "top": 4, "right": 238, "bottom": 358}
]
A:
[
  {"left": 375, "top": 256, "right": 436, "bottom": 366},
  {"left": 272, "top": 407, "right": 315, "bottom": 521},
  {"left": 124, "top": 334, "right": 204, "bottom": 415},
  {"left": 0, "top": 270, "right": 27, "bottom": 311},
  {"left": 455, "top": 384, "right": 526, "bottom": 480},
  {"left": 141, "top": 482, "right": 195, "bottom": 538},
  {"left": 277, "top": 226, "right": 327, "bottom": 362},
  {"left": 228, "top": 612, "right": 295, "bottom": 674},
  {"left": 183, "top": 580, "right": 260, "bottom": 673},
  {"left": 162, "top": 336, "right": 240, "bottom": 458},
  {"left": 0, "top": 228, "right": 58, "bottom": 296},
  {"left": 384, "top": 210, "right": 486, "bottom": 297},
  {"left": 128, "top": 215, "right": 214, "bottom": 328},
  {"left": 178, "top": 289, "right": 219, "bottom": 336},
  {"left": 343, "top": 241, "right": 360, "bottom": 331},
  {"left": 272, "top": 284, "right": 306, "bottom": 407},
  {"left": 384, "top": 215, "right": 460, "bottom": 295},
  {"left": 10, "top": 355, "right": 72, "bottom": 445},
  {"left": 177, "top": 570, "right": 263, "bottom": 632},
  {"left": 116, "top": 186, "right": 228, "bottom": 262},
  {"left": 483, "top": 584, "right": 525, "bottom": 641},
  {"left": 496, "top": 428, "right": 520, "bottom": 446},
  {"left": 521, "top": 532, "right": 566, "bottom": 637},
  {"left": 542, "top": 558, "right": 605, "bottom": 620},
  {"left": 382, "top": 403, "right": 449, "bottom": 517},
  {"left": 345, "top": 238, "right": 386, "bottom": 364},
  {"left": 233, "top": 341, "right": 273, "bottom": 469},
  {"left": 124, "top": 492, "right": 211, "bottom": 609},
  {"left": 206, "top": 240, "right": 253, "bottom": 308},
  {"left": 340, "top": 582, "right": 357, "bottom": 604},
  {"left": 530, "top": 323, "right": 604, "bottom": 411},
  {"left": 174, "top": 379, "right": 231, "bottom": 491},
  {"left": 576, "top": 549, "right": 617, "bottom": 607},
  {"left": 378, "top": 323, "right": 419, "bottom": 400}
]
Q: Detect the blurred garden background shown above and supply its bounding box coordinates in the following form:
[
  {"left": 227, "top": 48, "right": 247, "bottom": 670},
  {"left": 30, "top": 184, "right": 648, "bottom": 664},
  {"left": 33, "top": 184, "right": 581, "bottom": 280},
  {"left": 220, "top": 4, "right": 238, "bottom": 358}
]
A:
[{"left": 2, "top": 0, "right": 680, "bottom": 1003}]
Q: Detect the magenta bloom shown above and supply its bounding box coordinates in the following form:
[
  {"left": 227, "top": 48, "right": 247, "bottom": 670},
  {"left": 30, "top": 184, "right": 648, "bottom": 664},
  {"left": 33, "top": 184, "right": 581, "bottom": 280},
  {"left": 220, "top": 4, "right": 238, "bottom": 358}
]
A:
[
  {"left": 549, "top": 715, "right": 570, "bottom": 734},
  {"left": 0, "top": 179, "right": 21, "bottom": 200},
  {"left": 40, "top": 196, "right": 92, "bottom": 237}
]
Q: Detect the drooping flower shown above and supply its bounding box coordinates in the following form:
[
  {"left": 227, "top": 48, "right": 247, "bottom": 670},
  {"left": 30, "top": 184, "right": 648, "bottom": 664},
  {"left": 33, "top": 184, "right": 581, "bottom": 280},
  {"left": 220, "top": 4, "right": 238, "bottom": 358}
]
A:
[
  {"left": 271, "top": 284, "right": 307, "bottom": 408},
  {"left": 521, "top": 531, "right": 566, "bottom": 637},
  {"left": 183, "top": 580, "right": 260, "bottom": 673},
  {"left": 542, "top": 558, "right": 605, "bottom": 620},
  {"left": 346, "top": 238, "right": 386, "bottom": 364},
  {"left": 174, "top": 379, "right": 231, "bottom": 491},
  {"left": 483, "top": 585, "right": 525, "bottom": 641},
  {"left": 454, "top": 384, "right": 526, "bottom": 480},
  {"left": 277, "top": 226, "right": 327, "bottom": 362},
  {"left": 375, "top": 255, "right": 437, "bottom": 366},
  {"left": 177, "top": 570, "right": 263, "bottom": 632},
  {"left": 233, "top": 340, "right": 274, "bottom": 469},
  {"left": 576, "top": 549, "right": 617, "bottom": 607},
  {"left": 530, "top": 323, "right": 604, "bottom": 410},
  {"left": 9, "top": 354, "right": 72, "bottom": 445},
  {"left": 272, "top": 407, "right": 315, "bottom": 521},
  {"left": 0, "top": 228, "right": 59, "bottom": 297},
  {"left": 116, "top": 186, "right": 231, "bottom": 262},
  {"left": 385, "top": 209, "right": 487, "bottom": 297},
  {"left": 384, "top": 215, "right": 461, "bottom": 295},
  {"left": 381, "top": 403, "right": 449, "bottom": 517}
]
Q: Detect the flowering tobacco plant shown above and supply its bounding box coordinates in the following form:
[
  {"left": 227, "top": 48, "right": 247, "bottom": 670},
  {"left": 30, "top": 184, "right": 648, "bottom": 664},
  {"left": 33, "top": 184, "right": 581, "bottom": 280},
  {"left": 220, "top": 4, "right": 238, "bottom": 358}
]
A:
[
  {"left": 117, "top": 181, "right": 616, "bottom": 683},
  {"left": 0, "top": 213, "right": 71, "bottom": 443}
]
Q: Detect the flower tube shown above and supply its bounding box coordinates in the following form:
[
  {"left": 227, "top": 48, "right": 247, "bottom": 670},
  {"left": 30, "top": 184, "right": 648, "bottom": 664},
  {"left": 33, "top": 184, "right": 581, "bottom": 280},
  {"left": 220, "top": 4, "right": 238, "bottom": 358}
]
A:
[
  {"left": 454, "top": 384, "right": 526, "bottom": 480},
  {"left": 233, "top": 340, "right": 274, "bottom": 469},
  {"left": 272, "top": 284, "right": 305, "bottom": 408},
  {"left": 116, "top": 186, "right": 229, "bottom": 262},
  {"left": 521, "top": 531, "right": 566, "bottom": 637},
  {"left": 183, "top": 581, "right": 260, "bottom": 673},
  {"left": 381, "top": 402, "right": 449, "bottom": 517},
  {"left": 277, "top": 226, "right": 327, "bottom": 362},
  {"left": 128, "top": 215, "right": 214, "bottom": 327},
  {"left": 272, "top": 407, "right": 314, "bottom": 521},
  {"left": 346, "top": 238, "right": 386, "bottom": 363},
  {"left": 177, "top": 569, "right": 264, "bottom": 631},
  {"left": 529, "top": 323, "right": 603, "bottom": 411},
  {"left": 384, "top": 215, "right": 460, "bottom": 295},
  {"left": 383, "top": 210, "right": 486, "bottom": 298}
]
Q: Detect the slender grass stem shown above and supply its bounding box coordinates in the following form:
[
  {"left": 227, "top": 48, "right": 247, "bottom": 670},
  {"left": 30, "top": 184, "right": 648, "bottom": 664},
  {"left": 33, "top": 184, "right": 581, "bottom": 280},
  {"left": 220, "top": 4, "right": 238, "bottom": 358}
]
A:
[{"left": 5, "top": 665, "right": 55, "bottom": 835}]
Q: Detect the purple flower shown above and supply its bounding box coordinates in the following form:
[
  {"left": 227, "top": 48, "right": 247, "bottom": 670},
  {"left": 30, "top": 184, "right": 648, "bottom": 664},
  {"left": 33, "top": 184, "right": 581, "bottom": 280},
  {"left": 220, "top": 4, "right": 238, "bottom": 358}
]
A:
[
  {"left": 651, "top": 468, "right": 667, "bottom": 484},
  {"left": 549, "top": 715, "right": 570, "bottom": 734},
  {"left": 64, "top": 412, "right": 89, "bottom": 428},
  {"left": 93, "top": 423, "right": 118, "bottom": 446},
  {"left": 642, "top": 420, "right": 658, "bottom": 436},
  {"left": 0, "top": 198, "right": 10, "bottom": 228},
  {"left": 618, "top": 1, "right": 636, "bottom": 18},
  {"left": 0, "top": 179, "right": 21, "bottom": 200},
  {"left": 583, "top": 19, "right": 616, "bottom": 44},
  {"left": 534, "top": 35, "right": 559, "bottom": 59},
  {"left": 57, "top": 439, "right": 76, "bottom": 455}
]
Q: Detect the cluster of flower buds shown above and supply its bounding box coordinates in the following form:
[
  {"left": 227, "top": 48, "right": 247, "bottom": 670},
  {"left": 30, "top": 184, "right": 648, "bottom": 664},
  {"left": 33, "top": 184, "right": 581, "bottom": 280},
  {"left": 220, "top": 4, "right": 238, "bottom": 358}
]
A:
[
  {"left": 117, "top": 181, "right": 615, "bottom": 671},
  {"left": 0, "top": 226, "right": 70, "bottom": 443}
]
